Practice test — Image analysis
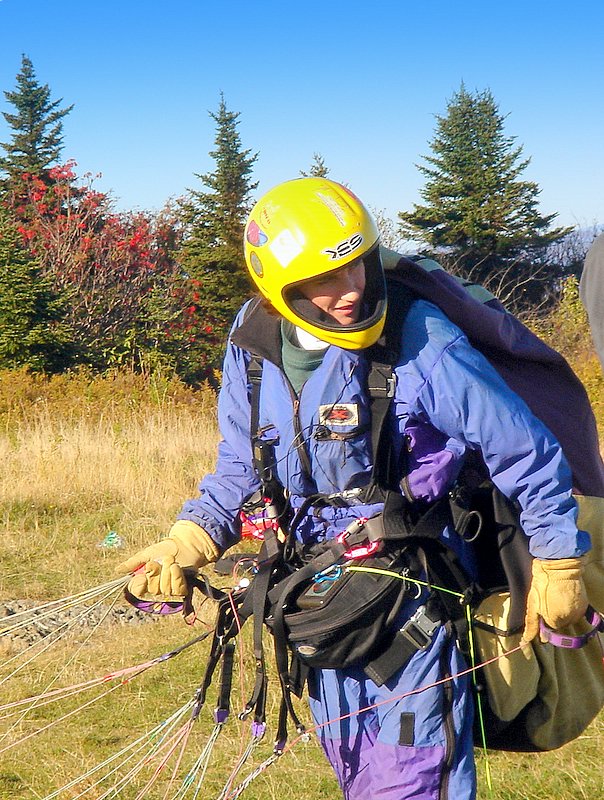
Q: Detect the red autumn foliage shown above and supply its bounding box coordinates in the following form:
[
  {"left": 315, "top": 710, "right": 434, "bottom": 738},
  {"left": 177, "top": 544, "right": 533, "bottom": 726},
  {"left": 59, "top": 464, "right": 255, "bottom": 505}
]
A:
[
  {"left": 3, "top": 162, "right": 231, "bottom": 382},
  {"left": 4, "top": 163, "right": 186, "bottom": 363}
]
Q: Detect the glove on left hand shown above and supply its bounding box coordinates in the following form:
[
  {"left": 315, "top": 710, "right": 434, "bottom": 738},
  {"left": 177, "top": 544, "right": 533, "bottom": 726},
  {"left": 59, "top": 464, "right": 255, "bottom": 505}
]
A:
[{"left": 522, "top": 557, "right": 589, "bottom": 644}]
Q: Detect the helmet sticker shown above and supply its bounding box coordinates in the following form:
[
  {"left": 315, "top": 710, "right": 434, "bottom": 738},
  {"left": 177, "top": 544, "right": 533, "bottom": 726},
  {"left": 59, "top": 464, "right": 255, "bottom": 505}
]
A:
[
  {"left": 319, "top": 403, "right": 360, "bottom": 426},
  {"left": 317, "top": 192, "right": 347, "bottom": 226},
  {"left": 323, "top": 233, "right": 364, "bottom": 260},
  {"left": 249, "top": 252, "right": 263, "bottom": 277},
  {"left": 269, "top": 229, "right": 303, "bottom": 268},
  {"left": 260, "top": 206, "right": 273, "bottom": 227},
  {"left": 246, "top": 220, "right": 268, "bottom": 247}
]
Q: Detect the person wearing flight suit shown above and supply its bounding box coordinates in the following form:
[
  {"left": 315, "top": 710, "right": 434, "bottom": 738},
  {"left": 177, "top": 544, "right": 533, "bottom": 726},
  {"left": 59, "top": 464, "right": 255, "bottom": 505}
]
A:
[{"left": 118, "top": 178, "right": 589, "bottom": 800}]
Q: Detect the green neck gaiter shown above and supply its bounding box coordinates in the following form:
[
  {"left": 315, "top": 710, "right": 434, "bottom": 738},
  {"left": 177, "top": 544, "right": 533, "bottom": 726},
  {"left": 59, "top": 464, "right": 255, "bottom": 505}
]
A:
[{"left": 280, "top": 321, "right": 327, "bottom": 395}]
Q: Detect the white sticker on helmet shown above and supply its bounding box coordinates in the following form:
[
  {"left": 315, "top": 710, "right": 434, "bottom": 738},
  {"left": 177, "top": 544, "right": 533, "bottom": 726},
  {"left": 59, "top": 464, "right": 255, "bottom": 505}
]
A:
[{"left": 269, "top": 229, "right": 303, "bottom": 267}]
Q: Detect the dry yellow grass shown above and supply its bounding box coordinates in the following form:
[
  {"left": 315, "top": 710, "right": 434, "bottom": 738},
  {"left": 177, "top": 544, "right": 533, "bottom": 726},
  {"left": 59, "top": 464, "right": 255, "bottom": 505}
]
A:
[
  {"left": 0, "top": 305, "right": 602, "bottom": 800},
  {"left": 0, "top": 377, "right": 219, "bottom": 600}
]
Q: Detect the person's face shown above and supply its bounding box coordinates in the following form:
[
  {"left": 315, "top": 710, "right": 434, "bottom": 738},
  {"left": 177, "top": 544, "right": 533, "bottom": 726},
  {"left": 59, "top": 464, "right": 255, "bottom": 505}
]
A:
[{"left": 298, "top": 259, "right": 366, "bottom": 326}]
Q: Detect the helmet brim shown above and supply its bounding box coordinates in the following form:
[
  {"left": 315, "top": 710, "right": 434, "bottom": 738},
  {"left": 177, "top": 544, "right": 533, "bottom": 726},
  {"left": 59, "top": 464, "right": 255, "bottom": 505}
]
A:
[{"left": 282, "top": 245, "right": 387, "bottom": 350}]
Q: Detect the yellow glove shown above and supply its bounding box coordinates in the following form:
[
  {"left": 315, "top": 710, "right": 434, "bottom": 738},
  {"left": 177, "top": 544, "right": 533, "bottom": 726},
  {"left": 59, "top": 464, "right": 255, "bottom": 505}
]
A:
[
  {"left": 116, "top": 520, "right": 219, "bottom": 600},
  {"left": 522, "top": 557, "right": 589, "bottom": 644}
]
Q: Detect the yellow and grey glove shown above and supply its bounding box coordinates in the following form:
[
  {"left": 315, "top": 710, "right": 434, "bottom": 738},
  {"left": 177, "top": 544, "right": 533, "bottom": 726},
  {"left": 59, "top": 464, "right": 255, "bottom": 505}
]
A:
[
  {"left": 522, "top": 557, "right": 589, "bottom": 644},
  {"left": 116, "top": 520, "right": 219, "bottom": 600}
]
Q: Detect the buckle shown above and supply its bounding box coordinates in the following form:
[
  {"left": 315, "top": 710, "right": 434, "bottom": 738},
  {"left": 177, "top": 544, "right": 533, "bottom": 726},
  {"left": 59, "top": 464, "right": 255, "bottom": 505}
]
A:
[
  {"left": 337, "top": 517, "right": 382, "bottom": 560},
  {"left": 400, "top": 605, "right": 440, "bottom": 650}
]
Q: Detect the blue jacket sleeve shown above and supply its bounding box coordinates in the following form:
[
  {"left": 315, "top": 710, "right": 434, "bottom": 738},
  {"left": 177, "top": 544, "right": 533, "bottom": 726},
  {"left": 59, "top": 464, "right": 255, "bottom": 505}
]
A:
[
  {"left": 397, "top": 301, "right": 591, "bottom": 560},
  {"left": 177, "top": 307, "right": 262, "bottom": 553}
]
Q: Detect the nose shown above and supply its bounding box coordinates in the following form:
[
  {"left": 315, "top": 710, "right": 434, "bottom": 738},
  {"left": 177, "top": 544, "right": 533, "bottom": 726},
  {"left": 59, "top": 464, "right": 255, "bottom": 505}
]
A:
[{"left": 339, "top": 265, "right": 363, "bottom": 295}]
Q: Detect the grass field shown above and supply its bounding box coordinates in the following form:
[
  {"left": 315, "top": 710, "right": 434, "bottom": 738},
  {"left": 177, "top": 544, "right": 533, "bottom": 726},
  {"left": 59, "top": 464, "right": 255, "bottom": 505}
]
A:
[{"left": 0, "top": 338, "right": 602, "bottom": 799}]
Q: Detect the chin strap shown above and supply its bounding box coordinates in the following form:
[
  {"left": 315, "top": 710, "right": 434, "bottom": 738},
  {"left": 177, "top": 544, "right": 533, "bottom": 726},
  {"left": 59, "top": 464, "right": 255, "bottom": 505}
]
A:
[{"left": 539, "top": 606, "right": 604, "bottom": 648}]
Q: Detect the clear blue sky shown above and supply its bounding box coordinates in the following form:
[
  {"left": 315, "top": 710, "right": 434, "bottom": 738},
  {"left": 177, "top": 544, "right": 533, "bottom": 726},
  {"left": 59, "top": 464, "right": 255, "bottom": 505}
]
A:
[{"left": 1, "top": 0, "right": 603, "bottom": 230}]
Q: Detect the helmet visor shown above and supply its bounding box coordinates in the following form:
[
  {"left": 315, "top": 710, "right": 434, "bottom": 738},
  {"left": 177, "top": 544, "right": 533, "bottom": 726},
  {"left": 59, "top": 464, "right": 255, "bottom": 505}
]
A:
[{"left": 282, "top": 245, "right": 386, "bottom": 343}]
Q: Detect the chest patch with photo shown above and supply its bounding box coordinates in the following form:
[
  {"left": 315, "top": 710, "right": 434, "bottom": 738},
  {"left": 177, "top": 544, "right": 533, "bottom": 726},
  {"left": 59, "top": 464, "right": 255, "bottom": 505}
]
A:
[{"left": 319, "top": 403, "right": 360, "bottom": 426}]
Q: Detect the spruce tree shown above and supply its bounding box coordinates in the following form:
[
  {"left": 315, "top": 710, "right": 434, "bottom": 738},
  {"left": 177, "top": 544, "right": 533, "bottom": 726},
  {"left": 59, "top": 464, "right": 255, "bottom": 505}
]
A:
[
  {"left": 0, "top": 55, "right": 73, "bottom": 186},
  {"left": 300, "top": 153, "right": 330, "bottom": 177},
  {"left": 399, "top": 85, "right": 571, "bottom": 310},
  {"left": 0, "top": 207, "right": 74, "bottom": 371},
  {"left": 177, "top": 94, "right": 258, "bottom": 375}
]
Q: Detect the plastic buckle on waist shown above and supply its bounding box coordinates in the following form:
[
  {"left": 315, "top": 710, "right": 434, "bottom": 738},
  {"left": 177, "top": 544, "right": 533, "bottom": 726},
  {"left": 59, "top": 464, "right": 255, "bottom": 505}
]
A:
[{"left": 400, "top": 605, "right": 440, "bottom": 651}]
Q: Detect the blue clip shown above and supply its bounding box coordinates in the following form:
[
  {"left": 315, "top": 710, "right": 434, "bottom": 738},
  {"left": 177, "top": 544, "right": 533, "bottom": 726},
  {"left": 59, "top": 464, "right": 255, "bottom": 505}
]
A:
[{"left": 315, "top": 565, "right": 343, "bottom": 583}]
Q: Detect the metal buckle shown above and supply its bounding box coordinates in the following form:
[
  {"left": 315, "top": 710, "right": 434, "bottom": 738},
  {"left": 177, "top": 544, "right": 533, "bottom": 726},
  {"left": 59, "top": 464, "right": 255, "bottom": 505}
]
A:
[{"left": 400, "top": 605, "right": 440, "bottom": 650}]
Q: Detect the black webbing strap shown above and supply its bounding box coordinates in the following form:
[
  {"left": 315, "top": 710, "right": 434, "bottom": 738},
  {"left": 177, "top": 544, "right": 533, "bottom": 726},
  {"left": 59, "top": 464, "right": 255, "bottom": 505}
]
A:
[
  {"left": 364, "top": 601, "right": 442, "bottom": 686},
  {"left": 195, "top": 594, "right": 240, "bottom": 711},
  {"left": 248, "top": 355, "right": 264, "bottom": 476},
  {"left": 420, "top": 539, "right": 474, "bottom": 657},
  {"left": 365, "top": 357, "right": 399, "bottom": 495},
  {"left": 239, "top": 527, "right": 283, "bottom": 723},
  {"left": 216, "top": 642, "right": 235, "bottom": 721}
]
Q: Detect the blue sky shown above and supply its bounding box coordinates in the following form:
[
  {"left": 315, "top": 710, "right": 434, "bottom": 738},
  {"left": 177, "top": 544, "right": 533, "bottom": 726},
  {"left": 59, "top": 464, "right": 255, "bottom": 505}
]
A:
[{"left": 1, "top": 0, "right": 603, "bottom": 231}]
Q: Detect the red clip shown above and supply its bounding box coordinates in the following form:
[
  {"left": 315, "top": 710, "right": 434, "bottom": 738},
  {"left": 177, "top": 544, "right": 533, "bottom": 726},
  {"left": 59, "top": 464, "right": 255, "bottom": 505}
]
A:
[
  {"left": 337, "top": 518, "right": 381, "bottom": 559},
  {"left": 239, "top": 502, "right": 281, "bottom": 540}
]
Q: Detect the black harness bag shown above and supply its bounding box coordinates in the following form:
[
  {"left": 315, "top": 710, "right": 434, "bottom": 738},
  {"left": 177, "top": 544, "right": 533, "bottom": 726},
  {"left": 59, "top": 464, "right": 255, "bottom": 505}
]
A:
[{"left": 271, "top": 550, "right": 411, "bottom": 671}]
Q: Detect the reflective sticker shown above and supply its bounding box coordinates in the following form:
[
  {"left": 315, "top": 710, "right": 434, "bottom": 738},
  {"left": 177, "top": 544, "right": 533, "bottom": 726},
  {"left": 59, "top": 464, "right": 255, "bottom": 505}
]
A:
[
  {"left": 319, "top": 403, "right": 360, "bottom": 426},
  {"left": 269, "top": 229, "right": 303, "bottom": 267},
  {"left": 246, "top": 219, "right": 268, "bottom": 247},
  {"left": 317, "top": 191, "right": 347, "bottom": 225},
  {"left": 250, "top": 252, "right": 263, "bottom": 277}
]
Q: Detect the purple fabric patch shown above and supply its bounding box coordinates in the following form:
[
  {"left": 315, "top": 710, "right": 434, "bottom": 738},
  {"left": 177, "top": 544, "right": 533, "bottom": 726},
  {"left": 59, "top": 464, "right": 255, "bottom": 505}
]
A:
[
  {"left": 403, "top": 420, "right": 465, "bottom": 502},
  {"left": 319, "top": 734, "right": 446, "bottom": 800}
]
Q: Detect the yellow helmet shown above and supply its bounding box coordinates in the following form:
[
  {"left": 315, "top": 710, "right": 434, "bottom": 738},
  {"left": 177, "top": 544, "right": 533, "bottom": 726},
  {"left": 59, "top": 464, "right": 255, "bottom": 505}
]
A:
[{"left": 243, "top": 177, "right": 387, "bottom": 349}]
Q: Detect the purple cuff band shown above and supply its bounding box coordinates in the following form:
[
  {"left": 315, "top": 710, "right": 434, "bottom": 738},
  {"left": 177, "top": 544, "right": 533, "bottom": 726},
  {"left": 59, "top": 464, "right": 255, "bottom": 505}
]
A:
[
  {"left": 540, "top": 606, "right": 604, "bottom": 648},
  {"left": 123, "top": 587, "right": 184, "bottom": 615}
]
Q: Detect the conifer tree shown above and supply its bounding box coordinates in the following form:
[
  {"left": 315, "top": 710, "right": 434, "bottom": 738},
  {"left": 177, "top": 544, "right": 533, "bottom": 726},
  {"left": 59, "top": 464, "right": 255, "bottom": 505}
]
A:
[
  {"left": 177, "top": 94, "right": 258, "bottom": 374},
  {"left": 0, "top": 55, "right": 73, "bottom": 187},
  {"left": 399, "top": 85, "right": 570, "bottom": 310},
  {"left": 300, "top": 153, "right": 330, "bottom": 177},
  {"left": 0, "top": 207, "right": 74, "bottom": 371}
]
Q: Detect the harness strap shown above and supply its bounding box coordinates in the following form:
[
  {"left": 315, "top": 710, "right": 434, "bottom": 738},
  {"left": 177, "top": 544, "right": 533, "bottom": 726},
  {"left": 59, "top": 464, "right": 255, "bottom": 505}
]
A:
[
  {"left": 248, "top": 356, "right": 263, "bottom": 454},
  {"left": 196, "top": 594, "right": 241, "bottom": 711},
  {"left": 215, "top": 641, "right": 235, "bottom": 723},
  {"left": 270, "top": 540, "right": 349, "bottom": 737},
  {"left": 364, "top": 602, "right": 442, "bottom": 686},
  {"left": 419, "top": 539, "right": 475, "bottom": 657},
  {"left": 240, "top": 528, "right": 283, "bottom": 723},
  {"left": 364, "top": 359, "right": 399, "bottom": 495}
]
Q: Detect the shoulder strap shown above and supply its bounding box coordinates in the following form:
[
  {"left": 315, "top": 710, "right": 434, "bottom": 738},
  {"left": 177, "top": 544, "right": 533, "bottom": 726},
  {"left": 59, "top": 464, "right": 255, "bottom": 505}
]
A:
[
  {"left": 248, "top": 355, "right": 263, "bottom": 453},
  {"left": 364, "top": 275, "right": 416, "bottom": 491}
]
